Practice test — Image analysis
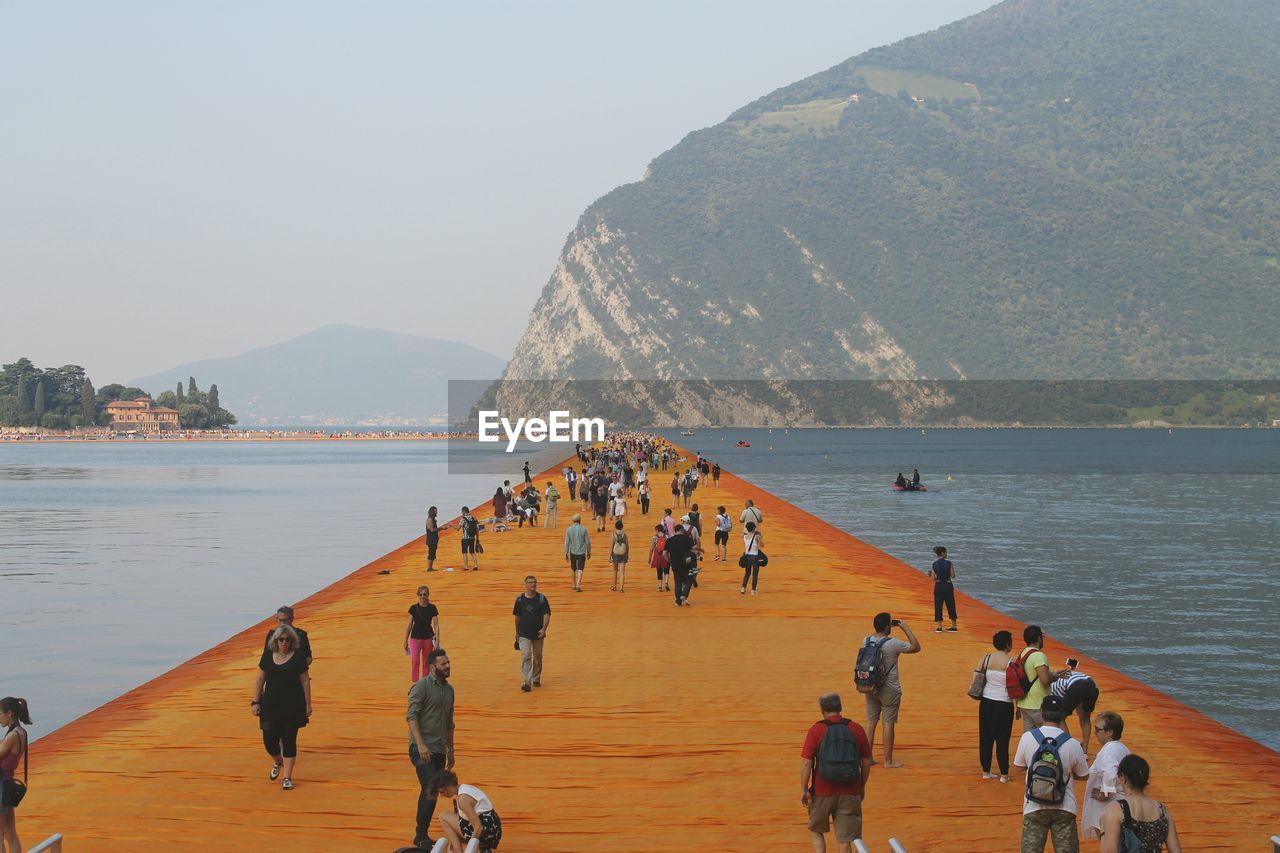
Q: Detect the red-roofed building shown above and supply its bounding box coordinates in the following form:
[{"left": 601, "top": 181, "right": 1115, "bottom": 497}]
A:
[{"left": 105, "top": 398, "right": 180, "bottom": 432}]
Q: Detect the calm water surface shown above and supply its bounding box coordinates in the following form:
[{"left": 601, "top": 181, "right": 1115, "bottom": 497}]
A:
[
  {"left": 3, "top": 430, "right": 1278, "bottom": 751},
  {"left": 658, "top": 427, "right": 1280, "bottom": 751}
]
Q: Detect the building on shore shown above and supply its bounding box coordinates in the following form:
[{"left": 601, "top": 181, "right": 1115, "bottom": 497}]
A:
[{"left": 105, "top": 398, "right": 180, "bottom": 433}]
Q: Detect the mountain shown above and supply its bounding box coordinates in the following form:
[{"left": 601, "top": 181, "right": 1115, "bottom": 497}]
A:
[
  {"left": 497, "top": 0, "right": 1280, "bottom": 422},
  {"left": 130, "top": 325, "right": 504, "bottom": 425}
]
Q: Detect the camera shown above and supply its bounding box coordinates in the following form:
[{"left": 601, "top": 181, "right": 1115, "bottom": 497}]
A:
[
  {"left": 890, "top": 619, "right": 901, "bottom": 627},
  {"left": 1066, "top": 657, "right": 1079, "bottom": 668}
]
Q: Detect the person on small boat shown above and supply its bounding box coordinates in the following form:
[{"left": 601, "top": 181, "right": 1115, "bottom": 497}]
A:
[
  {"left": 895, "top": 473, "right": 908, "bottom": 489},
  {"left": 911, "top": 469, "right": 921, "bottom": 487}
]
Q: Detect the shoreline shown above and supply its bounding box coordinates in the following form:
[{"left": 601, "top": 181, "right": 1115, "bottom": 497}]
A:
[{"left": 17, "top": 445, "right": 1280, "bottom": 849}]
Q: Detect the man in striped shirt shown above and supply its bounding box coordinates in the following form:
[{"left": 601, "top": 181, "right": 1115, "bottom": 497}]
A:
[{"left": 1051, "top": 664, "right": 1100, "bottom": 754}]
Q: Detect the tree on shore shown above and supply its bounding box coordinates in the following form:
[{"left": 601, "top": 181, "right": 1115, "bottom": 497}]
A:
[
  {"left": 82, "top": 378, "right": 97, "bottom": 425},
  {"left": 33, "top": 382, "right": 45, "bottom": 420},
  {"left": 188, "top": 377, "right": 197, "bottom": 397},
  {"left": 176, "top": 382, "right": 184, "bottom": 405}
]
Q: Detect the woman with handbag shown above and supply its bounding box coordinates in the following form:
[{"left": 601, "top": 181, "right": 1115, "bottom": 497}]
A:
[
  {"left": 0, "top": 696, "right": 32, "bottom": 853},
  {"left": 739, "top": 521, "right": 764, "bottom": 595},
  {"left": 609, "top": 520, "right": 629, "bottom": 592},
  {"left": 649, "top": 523, "right": 670, "bottom": 592},
  {"left": 973, "top": 631, "right": 1015, "bottom": 782}
]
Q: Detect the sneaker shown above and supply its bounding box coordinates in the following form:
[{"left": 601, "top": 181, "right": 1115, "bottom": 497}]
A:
[
  {"left": 751, "top": 589, "right": 757, "bottom": 595},
  {"left": 270, "top": 763, "right": 282, "bottom": 781},
  {"left": 982, "top": 772, "right": 998, "bottom": 780},
  {"left": 532, "top": 680, "right": 541, "bottom": 687},
  {"left": 946, "top": 627, "right": 959, "bottom": 632},
  {"left": 740, "top": 586, "right": 746, "bottom": 594},
  {"left": 282, "top": 778, "right": 294, "bottom": 790},
  {"left": 935, "top": 627, "right": 943, "bottom": 633},
  {"left": 521, "top": 683, "right": 532, "bottom": 692},
  {"left": 998, "top": 775, "right": 1010, "bottom": 783}
]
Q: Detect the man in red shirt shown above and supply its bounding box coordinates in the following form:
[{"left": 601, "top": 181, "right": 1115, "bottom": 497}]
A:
[{"left": 801, "top": 692, "right": 873, "bottom": 852}]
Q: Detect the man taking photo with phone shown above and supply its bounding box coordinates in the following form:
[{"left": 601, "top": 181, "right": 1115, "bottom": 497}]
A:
[{"left": 861, "top": 612, "right": 920, "bottom": 769}]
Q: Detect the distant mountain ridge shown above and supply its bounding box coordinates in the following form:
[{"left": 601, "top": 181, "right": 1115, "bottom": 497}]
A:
[
  {"left": 498, "top": 0, "right": 1280, "bottom": 424},
  {"left": 130, "top": 325, "right": 504, "bottom": 425}
]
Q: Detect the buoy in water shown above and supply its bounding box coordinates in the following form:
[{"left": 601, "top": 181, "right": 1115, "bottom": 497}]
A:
[{"left": 947, "top": 474, "right": 953, "bottom": 481}]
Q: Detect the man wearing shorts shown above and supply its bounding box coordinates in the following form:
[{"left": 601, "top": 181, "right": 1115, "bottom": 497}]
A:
[
  {"left": 801, "top": 692, "right": 872, "bottom": 852},
  {"left": 863, "top": 612, "right": 920, "bottom": 768},
  {"left": 713, "top": 505, "right": 731, "bottom": 561},
  {"left": 563, "top": 513, "right": 591, "bottom": 592},
  {"left": 1052, "top": 666, "right": 1101, "bottom": 753},
  {"left": 456, "top": 506, "right": 480, "bottom": 571}
]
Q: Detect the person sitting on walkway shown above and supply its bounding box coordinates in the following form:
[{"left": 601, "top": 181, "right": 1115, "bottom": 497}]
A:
[{"left": 431, "top": 770, "right": 503, "bottom": 852}]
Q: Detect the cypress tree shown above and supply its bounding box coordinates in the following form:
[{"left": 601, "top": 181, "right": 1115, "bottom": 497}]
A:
[
  {"left": 208, "top": 384, "right": 220, "bottom": 412},
  {"left": 34, "top": 382, "right": 46, "bottom": 418},
  {"left": 176, "top": 382, "right": 185, "bottom": 404},
  {"left": 188, "top": 376, "right": 197, "bottom": 397},
  {"left": 82, "top": 378, "right": 97, "bottom": 425}
]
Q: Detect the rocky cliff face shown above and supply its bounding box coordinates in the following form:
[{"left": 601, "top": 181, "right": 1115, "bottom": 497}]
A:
[{"left": 498, "top": 0, "right": 1280, "bottom": 424}]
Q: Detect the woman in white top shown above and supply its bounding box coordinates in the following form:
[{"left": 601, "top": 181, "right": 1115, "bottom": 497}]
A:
[
  {"left": 713, "top": 506, "right": 732, "bottom": 562},
  {"left": 740, "top": 520, "right": 763, "bottom": 595},
  {"left": 1082, "top": 711, "right": 1130, "bottom": 839},
  {"left": 977, "top": 630, "right": 1015, "bottom": 782},
  {"left": 431, "top": 770, "right": 503, "bottom": 851}
]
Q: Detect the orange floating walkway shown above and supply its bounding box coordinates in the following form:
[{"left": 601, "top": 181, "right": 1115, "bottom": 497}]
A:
[{"left": 21, "top": 453, "right": 1280, "bottom": 851}]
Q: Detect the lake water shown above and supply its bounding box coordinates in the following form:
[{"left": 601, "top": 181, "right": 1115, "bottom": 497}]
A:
[{"left": 2, "top": 430, "right": 1278, "bottom": 750}]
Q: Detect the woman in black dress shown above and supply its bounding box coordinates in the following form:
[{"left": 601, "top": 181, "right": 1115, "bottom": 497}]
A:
[
  {"left": 425, "top": 506, "right": 441, "bottom": 572},
  {"left": 252, "top": 625, "right": 311, "bottom": 791}
]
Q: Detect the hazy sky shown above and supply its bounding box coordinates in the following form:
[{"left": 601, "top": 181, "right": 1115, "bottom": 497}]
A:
[{"left": 2, "top": 1, "right": 993, "bottom": 382}]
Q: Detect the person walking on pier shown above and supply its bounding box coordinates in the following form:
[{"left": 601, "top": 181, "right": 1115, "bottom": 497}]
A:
[
  {"left": 801, "top": 692, "right": 872, "bottom": 853},
  {"left": 975, "top": 631, "right": 1015, "bottom": 782},
  {"left": 564, "top": 514, "right": 591, "bottom": 592},
  {"left": 609, "top": 520, "right": 629, "bottom": 592},
  {"left": 714, "top": 505, "right": 731, "bottom": 562},
  {"left": 650, "top": 523, "right": 670, "bottom": 591},
  {"left": 0, "top": 696, "right": 32, "bottom": 853},
  {"left": 638, "top": 478, "right": 651, "bottom": 515},
  {"left": 860, "top": 613, "right": 920, "bottom": 768},
  {"left": 740, "top": 520, "right": 764, "bottom": 595},
  {"left": 253, "top": 625, "right": 311, "bottom": 792},
  {"left": 407, "top": 649, "right": 455, "bottom": 849},
  {"left": 404, "top": 586, "right": 441, "bottom": 683},
  {"left": 514, "top": 576, "right": 551, "bottom": 691},
  {"left": 663, "top": 523, "right": 696, "bottom": 606},
  {"left": 740, "top": 499, "right": 763, "bottom": 530},
  {"left": 1097, "top": 754, "right": 1182, "bottom": 853},
  {"left": 544, "top": 481, "right": 560, "bottom": 528},
  {"left": 566, "top": 466, "right": 578, "bottom": 502},
  {"left": 522, "top": 461, "right": 531, "bottom": 484}
]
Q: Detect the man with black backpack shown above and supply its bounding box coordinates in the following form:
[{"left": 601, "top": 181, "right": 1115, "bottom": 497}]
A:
[
  {"left": 455, "top": 506, "right": 481, "bottom": 571},
  {"left": 800, "top": 693, "right": 872, "bottom": 853},
  {"left": 857, "top": 612, "right": 920, "bottom": 769},
  {"left": 1012, "top": 695, "right": 1090, "bottom": 852}
]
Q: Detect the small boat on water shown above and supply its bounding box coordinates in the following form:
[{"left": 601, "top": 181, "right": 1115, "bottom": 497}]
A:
[
  {"left": 680, "top": 429, "right": 695, "bottom": 436},
  {"left": 892, "top": 483, "right": 927, "bottom": 492},
  {"left": 735, "top": 440, "right": 751, "bottom": 448}
]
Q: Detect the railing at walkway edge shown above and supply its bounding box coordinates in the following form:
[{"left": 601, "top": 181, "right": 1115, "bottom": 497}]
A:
[
  {"left": 29, "top": 834, "right": 63, "bottom": 853},
  {"left": 853, "top": 839, "right": 907, "bottom": 852}
]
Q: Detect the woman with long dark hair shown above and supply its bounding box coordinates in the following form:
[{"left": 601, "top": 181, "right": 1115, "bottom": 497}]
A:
[
  {"left": 1099, "top": 754, "right": 1182, "bottom": 853},
  {"left": 425, "top": 506, "right": 441, "bottom": 572},
  {"left": 0, "top": 696, "right": 33, "bottom": 853},
  {"left": 252, "top": 626, "right": 312, "bottom": 791}
]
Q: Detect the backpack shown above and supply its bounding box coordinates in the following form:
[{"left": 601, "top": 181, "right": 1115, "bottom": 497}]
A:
[
  {"left": 462, "top": 515, "right": 478, "bottom": 538},
  {"left": 815, "top": 719, "right": 861, "bottom": 784},
  {"left": 1005, "top": 648, "right": 1037, "bottom": 701},
  {"left": 1025, "top": 729, "right": 1074, "bottom": 805},
  {"left": 612, "top": 533, "right": 627, "bottom": 557},
  {"left": 854, "top": 637, "right": 892, "bottom": 694}
]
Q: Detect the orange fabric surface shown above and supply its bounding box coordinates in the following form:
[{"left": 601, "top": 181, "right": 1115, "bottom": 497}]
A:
[{"left": 20, "top": 453, "right": 1280, "bottom": 851}]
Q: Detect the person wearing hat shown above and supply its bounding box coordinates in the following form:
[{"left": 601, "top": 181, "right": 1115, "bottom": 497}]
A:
[
  {"left": 563, "top": 513, "right": 591, "bottom": 592},
  {"left": 1012, "top": 694, "right": 1090, "bottom": 852}
]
